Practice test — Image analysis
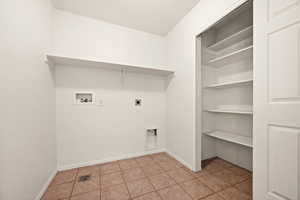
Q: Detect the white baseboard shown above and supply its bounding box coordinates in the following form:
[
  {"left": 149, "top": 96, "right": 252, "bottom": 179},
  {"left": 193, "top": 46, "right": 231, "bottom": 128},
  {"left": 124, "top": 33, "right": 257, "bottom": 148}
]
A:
[
  {"left": 35, "top": 169, "right": 57, "bottom": 200},
  {"left": 165, "top": 149, "right": 194, "bottom": 171},
  {"left": 58, "top": 148, "right": 166, "bottom": 171}
]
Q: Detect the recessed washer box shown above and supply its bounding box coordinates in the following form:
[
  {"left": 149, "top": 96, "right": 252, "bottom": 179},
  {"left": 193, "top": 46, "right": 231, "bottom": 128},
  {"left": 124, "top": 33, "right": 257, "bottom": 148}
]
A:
[{"left": 74, "top": 91, "right": 95, "bottom": 105}]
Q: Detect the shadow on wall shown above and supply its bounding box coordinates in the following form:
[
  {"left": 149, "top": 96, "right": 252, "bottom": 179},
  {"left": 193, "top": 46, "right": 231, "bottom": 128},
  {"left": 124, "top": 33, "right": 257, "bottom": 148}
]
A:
[{"left": 54, "top": 64, "right": 171, "bottom": 92}]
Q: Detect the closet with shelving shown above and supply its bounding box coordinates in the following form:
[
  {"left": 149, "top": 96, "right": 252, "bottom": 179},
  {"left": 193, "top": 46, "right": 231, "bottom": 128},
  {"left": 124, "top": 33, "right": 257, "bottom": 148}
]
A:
[{"left": 196, "top": 2, "right": 253, "bottom": 170}]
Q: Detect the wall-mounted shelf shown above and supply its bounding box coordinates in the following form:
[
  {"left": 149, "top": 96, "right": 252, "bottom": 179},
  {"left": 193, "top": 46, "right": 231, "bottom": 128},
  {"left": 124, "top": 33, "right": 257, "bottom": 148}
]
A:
[
  {"left": 204, "top": 130, "right": 253, "bottom": 148},
  {"left": 208, "top": 26, "right": 253, "bottom": 52},
  {"left": 205, "top": 108, "right": 253, "bottom": 115},
  {"left": 205, "top": 78, "right": 253, "bottom": 89},
  {"left": 207, "top": 46, "right": 253, "bottom": 67},
  {"left": 46, "top": 54, "right": 175, "bottom": 76}
]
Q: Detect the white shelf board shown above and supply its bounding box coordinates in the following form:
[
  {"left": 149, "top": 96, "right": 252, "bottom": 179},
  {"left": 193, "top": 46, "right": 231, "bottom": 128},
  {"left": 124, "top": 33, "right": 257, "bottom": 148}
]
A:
[
  {"left": 46, "top": 54, "right": 175, "bottom": 76},
  {"left": 205, "top": 109, "right": 253, "bottom": 115},
  {"left": 207, "top": 46, "right": 253, "bottom": 67},
  {"left": 208, "top": 26, "right": 253, "bottom": 51},
  {"left": 205, "top": 79, "right": 253, "bottom": 89},
  {"left": 204, "top": 130, "right": 253, "bottom": 148}
]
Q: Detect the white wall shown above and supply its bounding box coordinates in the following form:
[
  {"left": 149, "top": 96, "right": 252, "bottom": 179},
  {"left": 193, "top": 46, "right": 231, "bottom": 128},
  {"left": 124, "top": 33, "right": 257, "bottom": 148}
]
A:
[
  {"left": 51, "top": 10, "right": 168, "bottom": 169},
  {"left": 51, "top": 9, "right": 167, "bottom": 67},
  {"left": 55, "top": 65, "right": 167, "bottom": 169},
  {"left": 0, "top": 0, "right": 57, "bottom": 200},
  {"left": 165, "top": 0, "right": 248, "bottom": 170}
]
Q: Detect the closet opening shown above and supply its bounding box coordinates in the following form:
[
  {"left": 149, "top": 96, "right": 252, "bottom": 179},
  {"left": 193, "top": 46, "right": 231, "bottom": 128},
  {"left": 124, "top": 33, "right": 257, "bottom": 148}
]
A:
[{"left": 195, "top": 0, "right": 253, "bottom": 184}]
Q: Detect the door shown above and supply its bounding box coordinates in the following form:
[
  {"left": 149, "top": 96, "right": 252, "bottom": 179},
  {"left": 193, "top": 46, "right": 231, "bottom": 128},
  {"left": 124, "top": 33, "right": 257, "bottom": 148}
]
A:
[{"left": 254, "top": 0, "right": 300, "bottom": 199}]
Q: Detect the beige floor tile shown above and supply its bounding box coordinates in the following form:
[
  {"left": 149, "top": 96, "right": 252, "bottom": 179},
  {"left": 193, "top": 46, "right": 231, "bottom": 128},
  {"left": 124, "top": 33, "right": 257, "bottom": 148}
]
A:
[
  {"left": 198, "top": 173, "right": 230, "bottom": 192},
  {"left": 203, "top": 162, "right": 224, "bottom": 174},
  {"left": 101, "top": 184, "right": 130, "bottom": 200},
  {"left": 127, "top": 178, "right": 154, "bottom": 198},
  {"left": 42, "top": 182, "right": 73, "bottom": 200},
  {"left": 218, "top": 187, "right": 251, "bottom": 200},
  {"left": 148, "top": 173, "right": 176, "bottom": 190},
  {"left": 101, "top": 172, "right": 124, "bottom": 188},
  {"left": 142, "top": 164, "right": 164, "bottom": 177},
  {"left": 194, "top": 170, "right": 211, "bottom": 178},
  {"left": 202, "top": 194, "right": 224, "bottom": 200},
  {"left": 167, "top": 168, "right": 195, "bottom": 183},
  {"left": 157, "top": 161, "right": 181, "bottom": 171},
  {"left": 72, "top": 176, "right": 100, "bottom": 195},
  {"left": 136, "top": 156, "right": 156, "bottom": 167},
  {"left": 212, "top": 158, "right": 235, "bottom": 169},
  {"left": 151, "top": 153, "right": 171, "bottom": 160},
  {"left": 235, "top": 179, "right": 252, "bottom": 195},
  {"left": 70, "top": 190, "right": 100, "bottom": 200},
  {"left": 101, "top": 162, "right": 121, "bottom": 175},
  {"left": 152, "top": 154, "right": 173, "bottom": 163},
  {"left": 51, "top": 169, "right": 78, "bottom": 186},
  {"left": 119, "top": 159, "right": 139, "bottom": 170},
  {"left": 180, "top": 166, "right": 211, "bottom": 178},
  {"left": 157, "top": 185, "right": 192, "bottom": 200},
  {"left": 78, "top": 165, "right": 100, "bottom": 177},
  {"left": 213, "top": 169, "right": 247, "bottom": 185},
  {"left": 180, "top": 167, "right": 199, "bottom": 177},
  {"left": 133, "top": 192, "right": 162, "bottom": 200},
  {"left": 123, "top": 167, "right": 146, "bottom": 182},
  {"left": 228, "top": 166, "right": 252, "bottom": 178},
  {"left": 170, "top": 159, "right": 185, "bottom": 168},
  {"left": 180, "top": 179, "right": 213, "bottom": 199}
]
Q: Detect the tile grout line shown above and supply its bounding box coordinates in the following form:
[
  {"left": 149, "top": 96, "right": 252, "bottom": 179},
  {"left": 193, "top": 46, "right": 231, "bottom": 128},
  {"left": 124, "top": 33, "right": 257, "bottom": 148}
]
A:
[
  {"left": 196, "top": 174, "right": 251, "bottom": 200},
  {"left": 69, "top": 168, "right": 79, "bottom": 199},
  {"left": 123, "top": 153, "right": 180, "bottom": 199},
  {"left": 140, "top": 163, "right": 163, "bottom": 200},
  {"left": 123, "top": 159, "right": 157, "bottom": 199},
  {"left": 144, "top": 153, "right": 192, "bottom": 200},
  {"left": 118, "top": 161, "right": 133, "bottom": 200}
]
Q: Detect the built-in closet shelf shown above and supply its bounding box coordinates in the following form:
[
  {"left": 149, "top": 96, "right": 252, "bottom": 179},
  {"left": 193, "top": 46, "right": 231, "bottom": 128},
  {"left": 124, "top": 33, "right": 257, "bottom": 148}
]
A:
[
  {"left": 207, "top": 45, "right": 253, "bottom": 67},
  {"left": 205, "top": 79, "right": 253, "bottom": 89},
  {"left": 46, "top": 54, "right": 175, "bottom": 76},
  {"left": 205, "top": 109, "right": 253, "bottom": 115},
  {"left": 204, "top": 131, "right": 253, "bottom": 148},
  {"left": 207, "top": 26, "right": 253, "bottom": 52}
]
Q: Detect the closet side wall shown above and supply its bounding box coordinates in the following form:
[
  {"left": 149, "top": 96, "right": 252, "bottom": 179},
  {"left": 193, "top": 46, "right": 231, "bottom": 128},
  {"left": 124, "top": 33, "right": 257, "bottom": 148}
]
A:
[
  {"left": 0, "top": 1, "right": 57, "bottom": 200},
  {"left": 166, "top": 0, "right": 248, "bottom": 170}
]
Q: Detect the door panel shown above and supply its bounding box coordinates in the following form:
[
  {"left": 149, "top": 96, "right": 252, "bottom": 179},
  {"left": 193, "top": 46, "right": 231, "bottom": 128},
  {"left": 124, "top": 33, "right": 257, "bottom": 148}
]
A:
[
  {"left": 268, "top": 24, "right": 300, "bottom": 101},
  {"left": 268, "top": 125, "right": 300, "bottom": 200},
  {"left": 254, "top": 0, "right": 300, "bottom": 199},
  {"left": 269, "top": 0, "right": 300, "bottom": 18}
]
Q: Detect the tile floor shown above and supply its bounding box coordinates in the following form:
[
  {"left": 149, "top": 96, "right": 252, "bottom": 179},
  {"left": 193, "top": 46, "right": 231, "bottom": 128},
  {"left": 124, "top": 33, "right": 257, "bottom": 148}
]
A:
[{"left": 42, "top": 153, "right": 252, "bottom": 200}]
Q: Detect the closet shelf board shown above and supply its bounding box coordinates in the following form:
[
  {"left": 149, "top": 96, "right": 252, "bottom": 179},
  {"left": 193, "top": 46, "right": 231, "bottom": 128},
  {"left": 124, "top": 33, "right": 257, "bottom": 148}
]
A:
[
  {"left": 207, "top": 45, "right": 253, "bottom": 67},
  {"left": 208, "top": 26, "right": 253, "bottom": 51},
  {"left": 205, "top": 109, "right": 253, "bottom": 115},
  {"left": 204, "top": 130, "right": 253, "bottom": 148},
  {"left": 205, "top": 79, "right": 253, "bottom": 88}
]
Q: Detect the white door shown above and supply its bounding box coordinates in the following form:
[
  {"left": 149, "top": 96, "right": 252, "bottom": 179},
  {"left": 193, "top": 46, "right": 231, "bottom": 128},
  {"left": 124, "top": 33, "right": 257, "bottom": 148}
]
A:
[{"left": 254, "top": 0, "right": 300, "bottom": 199}]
